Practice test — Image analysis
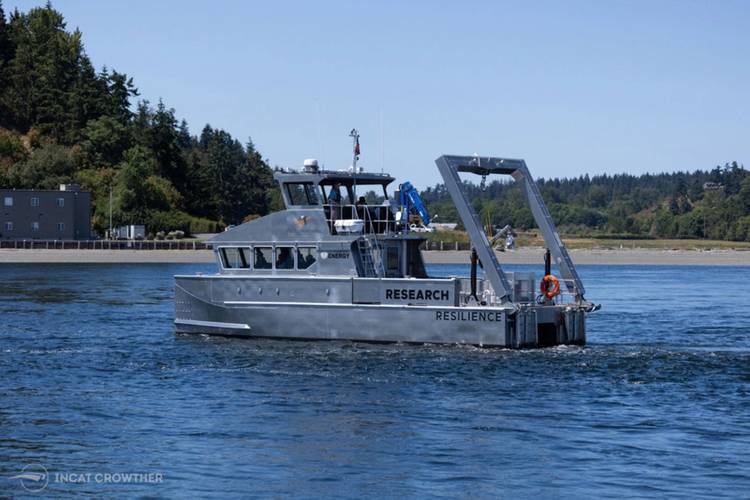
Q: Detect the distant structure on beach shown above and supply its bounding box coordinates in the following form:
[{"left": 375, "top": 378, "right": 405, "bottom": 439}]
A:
[
  {"left": 111, "top": 225, "right": 146, "bottom": 240},
  {"left": 0, "top": 185, "right": 91, "bottom": 240},
  {"left": 431, "top": 223, "right": 458, "bottom": 231}
]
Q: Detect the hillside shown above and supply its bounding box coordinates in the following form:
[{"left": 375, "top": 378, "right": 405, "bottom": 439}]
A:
[
  {"left": 0, "top": 3, "right": 274, "bottom": 236},
  {"left": 2, "top": 3, "right": 749, "bottom": 242}
]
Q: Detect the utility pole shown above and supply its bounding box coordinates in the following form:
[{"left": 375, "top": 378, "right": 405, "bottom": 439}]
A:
[{"left": 109, "top": 183, "right": 113, "bottom": 240}]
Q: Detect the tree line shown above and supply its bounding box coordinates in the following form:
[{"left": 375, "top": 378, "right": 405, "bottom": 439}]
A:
[
  {"left": 0, "top": 3, "right": 274, "bottom": 236},
  {"left": 2, "top": 4, "right": 748, "bottom": 242},
  {"left": 421, "top": 162, "right": 750, "bottom": 241}
]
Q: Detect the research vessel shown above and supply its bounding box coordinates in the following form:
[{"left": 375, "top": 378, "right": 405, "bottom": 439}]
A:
[{"left": 175, "top": 133, "right": 598, "bottom": 347}]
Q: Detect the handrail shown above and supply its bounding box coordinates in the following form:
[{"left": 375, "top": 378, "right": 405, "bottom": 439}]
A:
[
  {"left": 0, "top": 239, "right": 209, "bottom": 250},
  {"left": 323, "top": 204, "right": 394, "bottom": 235}
]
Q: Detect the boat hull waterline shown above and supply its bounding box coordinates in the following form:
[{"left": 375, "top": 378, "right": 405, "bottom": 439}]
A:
[{"left": 175, "top": 278, "right": 586, "bottom": 347}]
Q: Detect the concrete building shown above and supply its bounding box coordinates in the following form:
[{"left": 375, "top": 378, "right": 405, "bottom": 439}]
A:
[{"left": 1, "top": 185, "right": 91, "bottom": 240}]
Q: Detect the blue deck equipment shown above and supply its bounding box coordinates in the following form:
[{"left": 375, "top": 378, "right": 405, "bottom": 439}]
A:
[{"left": 399, "top": 182, "right": 430, "bottom": 226}]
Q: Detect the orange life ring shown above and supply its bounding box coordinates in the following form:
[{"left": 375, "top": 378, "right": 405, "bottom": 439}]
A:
[{"left": 540, "top": 274, "right": 560, "bottom": 300}]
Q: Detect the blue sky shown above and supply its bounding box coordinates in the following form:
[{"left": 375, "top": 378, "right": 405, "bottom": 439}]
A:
[{"left": 7, "top": 0, "right": 750, "bottom": 188}]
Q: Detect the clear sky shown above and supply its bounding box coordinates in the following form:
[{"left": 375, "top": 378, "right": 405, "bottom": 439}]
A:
[{"left": 7, "top": 0, "right": 750, "bottom": 188}]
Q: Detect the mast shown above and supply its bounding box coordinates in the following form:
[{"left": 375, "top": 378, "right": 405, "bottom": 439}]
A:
[{"left": 350, "top": 128, "right": 360, "bottom": 199}]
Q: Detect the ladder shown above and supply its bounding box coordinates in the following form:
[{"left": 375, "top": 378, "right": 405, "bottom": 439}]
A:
[{"left": 357, "top": 236, "right": 385, "bottom": 277}]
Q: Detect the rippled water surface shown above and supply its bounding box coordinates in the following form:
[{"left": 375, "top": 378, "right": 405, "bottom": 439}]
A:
[{"left": 1, "top": 263, "right": 749, "bottom": 497}]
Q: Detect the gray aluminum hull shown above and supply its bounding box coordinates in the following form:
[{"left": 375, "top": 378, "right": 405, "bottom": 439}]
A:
[{"left": 175, "top": 276, "right": 586, "bottom": 348}]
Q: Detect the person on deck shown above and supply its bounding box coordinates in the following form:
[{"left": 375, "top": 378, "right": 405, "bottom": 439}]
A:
[
  {"left": 355, "top": 196, "right": 367, "bottom": 219},
  {"left": 328, "top": 183, "right": 343, "bottom": 230},
  {"left": 328, "top": 183, "right": 343, "bottom": 205}
]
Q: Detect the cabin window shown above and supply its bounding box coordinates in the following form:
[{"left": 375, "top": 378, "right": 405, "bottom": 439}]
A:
[
  {"left": 275, "top": 246, "right": 295, "bottom": 269},
  {"left": 324, "top": 184, "right": 351, "bottom": 205},
  {"left": 254, "top": 247, "right": 273, "bottom": 269},
  {"left": 240, "top": 248, "right": 254, "bottom": 268},
  {"left": 297, "top": 247, "right": 317, "bottom": 269},
  {"left": 30, "top": 197, "right": 39, "bottom": 207},
  {"left": 4, "top": 196, "right": 12, "bottom": 207},
  {"left": 305, "top": 184, "right": 320, "bottom": 204},
  {"left": 221, "top": 247, "right": 248, "bottom": 269},
  {"left": 286, "top": 182, "right": 320, "bottom": 206},
  {"left": 406, "top": 240, "right": 427, "bottom": 278},
  {"left": 386, "top": 246, "right": 400, "bottom": 277}
]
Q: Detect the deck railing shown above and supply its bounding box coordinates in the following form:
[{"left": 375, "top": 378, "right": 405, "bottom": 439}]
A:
[
  {"left": 0, "top": 239, "right": 210, "bottom": 250},
  {"left": 323, "top": 204, "right": 396, "bottom": 235}
]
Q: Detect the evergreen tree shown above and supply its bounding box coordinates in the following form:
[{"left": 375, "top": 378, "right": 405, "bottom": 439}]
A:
[{"left": 0, "top": 1, "right": 14, "bottom": 120}]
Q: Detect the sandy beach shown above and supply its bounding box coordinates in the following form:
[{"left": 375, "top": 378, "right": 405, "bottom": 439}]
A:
[
  {"left": 0, "top": 247, "right": 748, "bottom": 265},
  {"left": 0, "top": 249, "right": 215, "bottom": 264}
]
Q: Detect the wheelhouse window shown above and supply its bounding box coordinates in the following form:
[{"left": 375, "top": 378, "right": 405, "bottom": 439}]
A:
[
  {"left": 254, "top": 247, "right": 273, "bottom": 269},
  {"left": 286, "top": 182, "right": 320, "bottom": 206},
  {"left": 297, "top": 247, "right": 317, "bottom": 269},
  {"left": 220, "top": 247, "right": 249, "bottom": 269},
  {"left": 4, "top": 196, "right": 12, "bottom": 207},
  {"left": 240, "top": 248, "right": 253, "bottom": 267},
  {"left": 275, "top": 246, "right": 294, "bottom": 269},
  {"left": 386, "top": 246, "right": 400, "bottom": 277},
  {"left": 56, "top": 198, "right": 65, "bottom": 207},
  {"left": 31, "top": 197, "right": 39, "bottom": 207}
]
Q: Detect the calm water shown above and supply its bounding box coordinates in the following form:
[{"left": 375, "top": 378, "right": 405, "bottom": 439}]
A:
[{"left": 1, "top": 263, "right": 749, "bottom": 498}]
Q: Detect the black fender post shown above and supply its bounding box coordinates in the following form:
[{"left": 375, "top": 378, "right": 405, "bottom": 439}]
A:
[{"left": 470, "top": 247, "right": 479, "bottom": 302}]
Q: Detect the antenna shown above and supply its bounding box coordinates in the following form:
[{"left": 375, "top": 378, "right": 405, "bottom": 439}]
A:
[
  {"left": 350, "top": 128, "right": 360, "bottom": 170},
  {"left": 380, "top": 107, "right": 384, "bottom": 174},
  {"left": 350, "top": 128, "right": 360, "bottom": 198},
  {"left": 315, "top": 99, "right": 322, "bottom": 165}
]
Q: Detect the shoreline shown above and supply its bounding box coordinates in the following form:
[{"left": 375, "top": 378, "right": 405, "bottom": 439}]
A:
[
  {"left": 0, "top": 249, "right": 215, "bottom": 263},
  {"left": 424, "top": 248, "right": 750, "bottom": 266},
  {"left": 0, "top": 247, "right": 748, "bottom": 265}
]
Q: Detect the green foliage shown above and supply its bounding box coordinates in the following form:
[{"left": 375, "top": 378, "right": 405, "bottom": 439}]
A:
[
  {"left": 144, "top": 209, "right": 191, "bottom": 234},
  {"left": 80, "top": 115, "right": 131, "bottom": 168},
  {"left": 186, "top": 215, "right": 224, "bottom": 234},
  {"left": 0, "top": 129, "right": 27, "bottom": 166},
  {"left": 8, "top": 143, "right": 76, "bottom": 189},
  {"left": 734, "top": 216, "right": 750, "bottom": 242},
  {"left": 0, "top": 3, "right": 274, "bottom": 236},
  {"left": 115, "top": 146, "right": 180, "bottom": 222}
]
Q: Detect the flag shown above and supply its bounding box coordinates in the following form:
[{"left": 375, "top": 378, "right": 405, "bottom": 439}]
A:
[{"left": 354, "top": 137, "right": 360, "bottom": 156}]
